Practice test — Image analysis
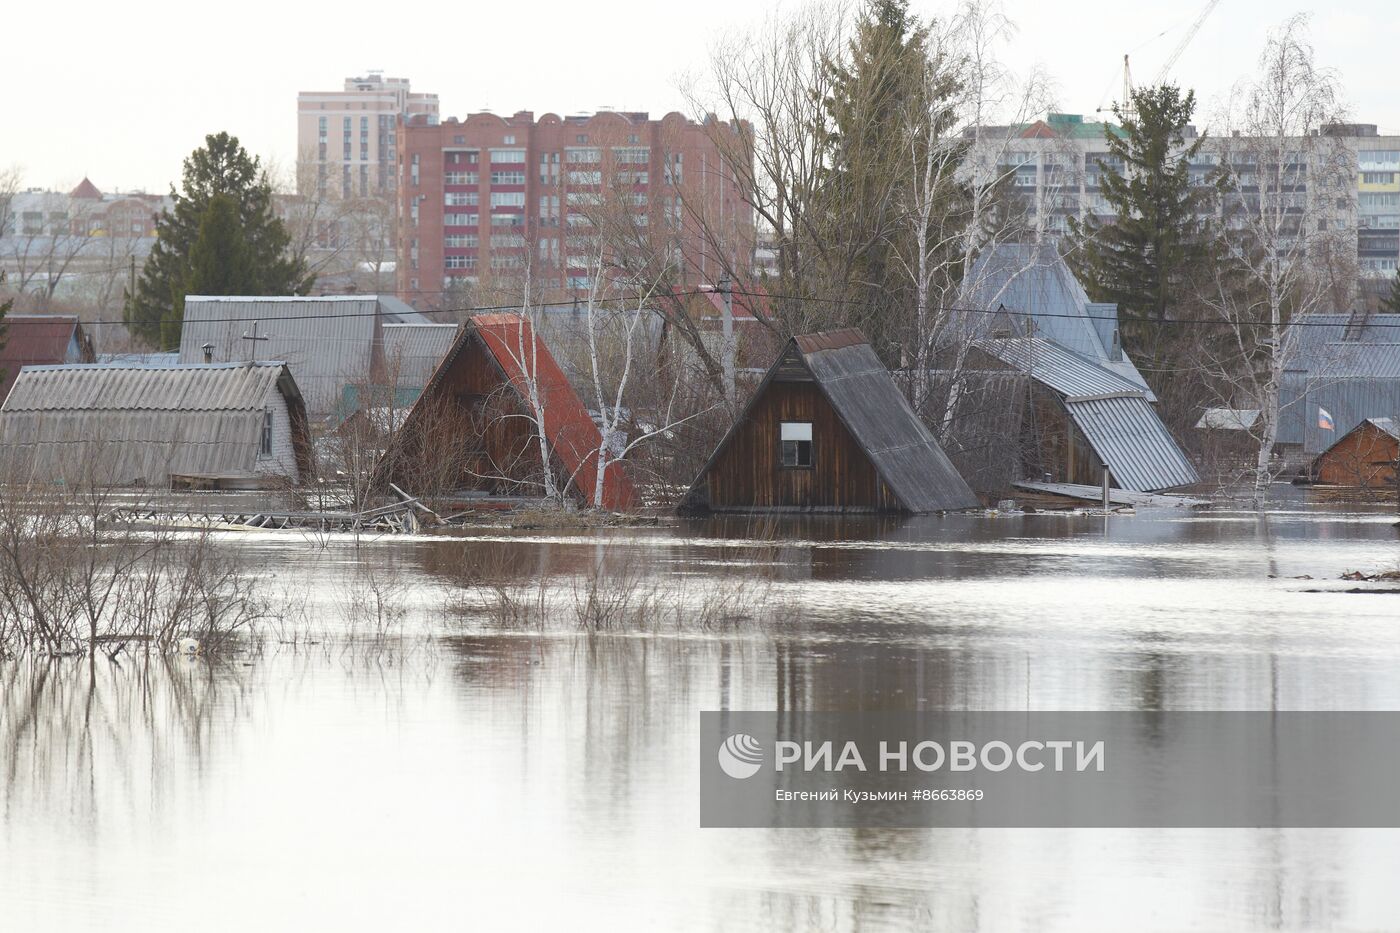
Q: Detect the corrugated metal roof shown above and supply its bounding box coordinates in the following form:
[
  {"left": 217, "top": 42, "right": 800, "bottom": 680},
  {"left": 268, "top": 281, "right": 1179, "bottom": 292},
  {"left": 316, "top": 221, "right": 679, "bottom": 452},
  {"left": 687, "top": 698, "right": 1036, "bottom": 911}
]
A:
[
  {"left": 1066, "top": 396, "right": 1200, "bottom": 491},
  {"left": 961, "top": 243, "right": 1155, "bottom": 398},
  {"left": 973, "top": 337, "right": 1196, "bottom": 491},
  {"left": 3, "top": 362, "right": 288, "bottom": 412},
  {"left": 381, "top": 323, "right": 458, "bottom": 387},
  {"left": 0, "top": 314, "right": 90, "bottom": 402},
  {"left": 975, "top": 337, "right": 1144, "bottom": 397},
  {"left": 1279, "top": 318, "right": 1400, "bottom": 450},
  {"left": 0, "top": 362, "right": 311, "bottom": 485},
  {"left": 178, "top": 295, "right": 415, "bottom": 414}
]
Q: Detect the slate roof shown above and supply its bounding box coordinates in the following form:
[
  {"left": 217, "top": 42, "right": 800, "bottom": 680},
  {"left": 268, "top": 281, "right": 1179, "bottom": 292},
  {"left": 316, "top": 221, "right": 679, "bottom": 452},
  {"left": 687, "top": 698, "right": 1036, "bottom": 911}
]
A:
[{"left": 0, "top": 362, "right": 311, "bottom": 485}]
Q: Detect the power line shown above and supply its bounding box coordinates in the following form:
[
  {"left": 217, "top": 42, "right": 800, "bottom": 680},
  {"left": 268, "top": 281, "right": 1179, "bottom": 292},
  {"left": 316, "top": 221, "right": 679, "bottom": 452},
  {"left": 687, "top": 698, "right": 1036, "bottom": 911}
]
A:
[{"left": 43, "top": 286, "right": 1400, "bottom": 332}]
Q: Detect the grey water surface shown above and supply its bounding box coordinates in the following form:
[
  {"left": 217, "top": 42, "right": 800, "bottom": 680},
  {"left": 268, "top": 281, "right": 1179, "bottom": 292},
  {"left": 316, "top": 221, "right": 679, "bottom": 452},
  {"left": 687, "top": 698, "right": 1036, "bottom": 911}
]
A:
[{"left": 3, "top": 491, "right": 1400, "bottom": 931}]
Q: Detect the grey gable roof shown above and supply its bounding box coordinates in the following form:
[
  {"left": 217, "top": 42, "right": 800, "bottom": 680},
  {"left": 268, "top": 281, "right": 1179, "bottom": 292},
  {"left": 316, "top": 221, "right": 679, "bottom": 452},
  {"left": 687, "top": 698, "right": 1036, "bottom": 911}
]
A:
[
  {"left": 177, "top": 295, "right": 420, "bottom": 414},
  {"left": 962, "top": 242, "right": 1156, "bottom": 399}
]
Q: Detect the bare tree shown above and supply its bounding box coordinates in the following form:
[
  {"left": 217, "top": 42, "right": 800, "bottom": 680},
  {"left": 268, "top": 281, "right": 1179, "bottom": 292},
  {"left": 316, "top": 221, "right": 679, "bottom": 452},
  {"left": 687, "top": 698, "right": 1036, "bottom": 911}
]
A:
[{"left": 1197, "top": 15, "right": 1353, "bottom": 503}]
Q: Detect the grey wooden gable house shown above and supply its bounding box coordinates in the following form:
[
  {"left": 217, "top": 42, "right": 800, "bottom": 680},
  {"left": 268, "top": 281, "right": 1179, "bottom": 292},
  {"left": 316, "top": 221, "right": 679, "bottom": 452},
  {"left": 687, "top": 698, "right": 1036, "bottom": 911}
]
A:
[
  {"left": 0, "top": 362, "right": 313, "bottom": 487},
  {"left": 682, "top": 329, "right": 979, "bottom": 514}
]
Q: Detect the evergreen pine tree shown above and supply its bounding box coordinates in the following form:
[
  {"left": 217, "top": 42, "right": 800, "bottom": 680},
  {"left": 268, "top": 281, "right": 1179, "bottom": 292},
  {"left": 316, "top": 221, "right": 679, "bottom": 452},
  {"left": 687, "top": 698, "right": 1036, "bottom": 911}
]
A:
[
  {"left": 177, "top": 194, "right": 255, "bottom": 317},
  {"left": 1065, "top": 85, "right": 1214, "bottom": 362},
  {"left": 818, "top": 0, "right": 932, "bottom": 352},
  {"left": 125, "top": 132, "right": 312, "bottom": 349}
]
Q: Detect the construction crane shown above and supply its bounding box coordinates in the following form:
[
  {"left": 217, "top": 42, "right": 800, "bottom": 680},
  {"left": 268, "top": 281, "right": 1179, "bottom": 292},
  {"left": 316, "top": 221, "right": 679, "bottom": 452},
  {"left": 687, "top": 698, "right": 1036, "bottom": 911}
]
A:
[
  {"left": 1154, "top": 0, "right": 1221, "bottom": 85},
  {"left": 1097, "top": 2, "right": 1221, "bottom": 116}
]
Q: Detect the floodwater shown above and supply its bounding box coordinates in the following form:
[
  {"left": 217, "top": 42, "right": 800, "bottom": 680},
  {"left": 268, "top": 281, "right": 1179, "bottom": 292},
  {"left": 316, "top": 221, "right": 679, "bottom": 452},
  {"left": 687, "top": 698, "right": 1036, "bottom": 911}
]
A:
[{"left": 4, "top": 490, "right": 1400, "bottom": 931}]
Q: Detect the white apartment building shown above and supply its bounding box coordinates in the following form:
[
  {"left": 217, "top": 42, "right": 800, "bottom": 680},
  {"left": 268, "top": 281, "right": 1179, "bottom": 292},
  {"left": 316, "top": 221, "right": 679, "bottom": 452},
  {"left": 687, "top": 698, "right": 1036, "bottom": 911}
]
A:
[
  {"left": 963, "top": 113, "right": 1397, "bottom": 295},
  {"left": 296, "top": 73, "right": 439, "bottom": 199}
]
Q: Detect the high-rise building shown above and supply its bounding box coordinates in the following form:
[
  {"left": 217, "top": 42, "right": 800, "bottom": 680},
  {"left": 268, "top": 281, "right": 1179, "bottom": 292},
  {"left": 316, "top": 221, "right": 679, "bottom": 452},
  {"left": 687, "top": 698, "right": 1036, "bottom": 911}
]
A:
[
  {"left": 296, "top": 74, "right": 439, "bottom": 199},
  {"left": 395, "top": 109, "right": 752, "bottom": 308},
  {"left": 962, "top": 113, "right": 1399, "bottom": 300}
]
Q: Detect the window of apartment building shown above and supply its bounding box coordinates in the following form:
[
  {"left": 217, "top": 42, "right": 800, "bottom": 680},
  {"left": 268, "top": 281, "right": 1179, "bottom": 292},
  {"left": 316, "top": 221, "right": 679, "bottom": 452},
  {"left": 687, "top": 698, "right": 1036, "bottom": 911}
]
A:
[
  {"left": 614, "top": 147, "right": 649, "bottom": 164},
  {"left": 567, "top": 191, "right": 603, "bottom": 206},
  {"left": 566, "top": 147, "right": 600, "bottom": 164},
  {"left": 567, "top": 213, "right": 594, "bottom": 227},
  {"left": 539, "top": 195, "right": 560, "bottom": 225},
  {"left": 567, "top": 170, "right": 601, "bottom": 186},
  {"left": 618, "top": 171, "right": 648, "bottom": 185},
  {"left": 663, "top": 153, "right": 683, "bottom": 185},
  {"left": 445, "top": 234, "right": 479, "bottom": 248},
  {"left": 446, "top": 192, "right": 479, "bottom": 206},
  {"left": 1360, "top": 151, "right": 1400, "bottom": 169},
  {"left": 491, "top": 255, "right": 524, "bottom": 271},
  {"left": 491, "top": 233, "right": 525, "bottom": 248},
  {"left": 627, "top": 134, "right": 640, "bottom": 144},
  {"left": 445, "top": 171, "right": 478, "bottom": 185},
  {"left": 538, "top": 237, "right": 560, "bottom": 263},
  {"left": 444, "top": 213, "right": 479, "bottom": 226},
  {"left": 538, "top": 152, "right": 559, "bottom": 185},
  {"left": 1363, "top": 172, "right": 1397, "bottom": 185},
  {"left": 410, "top": 200, "right": 420, "bottom": 224},
  {"left": 567, "top": 274, "right": 592, "bottom": 289},
  {"left": 342, "top": 164, "right": 351, "bottom": 198},
  {"left": 491, "top": 192, "right": 526, "bottom": 208},
  {"left": 445, "top": 255, "right": 478, "bottom": 270},
  {"left": 491, "top": 213, "right": 524, "bottom": 227},
  {"left": 490, "top": 170, "right": 526, "bottom": 185},
  {"left": 454, "top": 135, "right": 466, "bottom": 144},
  {"left": 411, "top": 154, "right": 420, "bottom": 186},
  {"left": 575, "top": 134, "right": 588, "bottom": 144},
  {"left": 1361, "top": 192, "right": 1400, "bottom": 209},
  {"left": 490, "top": 149, "right": 526, "bottom": 164},
  {"left": 503, "top": 135, "right": 516, "bottom": 145},
  {"left": 318, "top": 116, "right": 327, "bottom": 141},
  {"left": 359, "top": 165, "right": 369, "bottom": 196}
]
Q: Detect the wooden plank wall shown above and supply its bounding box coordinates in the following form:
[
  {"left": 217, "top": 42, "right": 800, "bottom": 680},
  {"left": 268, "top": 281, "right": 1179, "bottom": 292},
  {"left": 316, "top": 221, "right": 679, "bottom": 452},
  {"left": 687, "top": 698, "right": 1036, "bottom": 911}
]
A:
[
  {"left": 1315, "top": 426, "right": 1399, "bottom": 488},
  {"left": 699, "top": 380, "right": 902, "bottom": 511}
]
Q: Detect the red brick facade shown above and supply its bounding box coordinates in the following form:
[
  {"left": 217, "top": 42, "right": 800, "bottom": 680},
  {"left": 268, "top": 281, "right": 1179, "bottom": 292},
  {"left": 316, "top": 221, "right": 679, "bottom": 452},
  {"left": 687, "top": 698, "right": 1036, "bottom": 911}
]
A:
[{"left": 395, "top": 110, "right": 752, "bottom": 309}]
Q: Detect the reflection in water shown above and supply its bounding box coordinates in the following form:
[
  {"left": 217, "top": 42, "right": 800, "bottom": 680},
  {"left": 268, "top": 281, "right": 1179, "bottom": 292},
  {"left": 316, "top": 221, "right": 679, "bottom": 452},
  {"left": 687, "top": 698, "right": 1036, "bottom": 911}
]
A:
[{"left": 1, "top": 500, "right": 1399, "bottom": 930}]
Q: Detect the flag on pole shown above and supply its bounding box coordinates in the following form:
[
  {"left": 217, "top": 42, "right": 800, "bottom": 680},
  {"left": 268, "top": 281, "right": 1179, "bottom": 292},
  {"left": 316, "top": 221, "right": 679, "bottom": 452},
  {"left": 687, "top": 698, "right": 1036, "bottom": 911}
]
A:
[{"left": 1318, "top": 407, "right": 1335, "bottom": 431}]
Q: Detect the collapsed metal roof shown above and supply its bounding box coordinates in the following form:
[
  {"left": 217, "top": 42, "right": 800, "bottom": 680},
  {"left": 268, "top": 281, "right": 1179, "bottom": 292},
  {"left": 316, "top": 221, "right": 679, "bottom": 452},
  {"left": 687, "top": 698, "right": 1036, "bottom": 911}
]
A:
[{"left": 976, "top": 336, "right": 1198, "bottom": 492}]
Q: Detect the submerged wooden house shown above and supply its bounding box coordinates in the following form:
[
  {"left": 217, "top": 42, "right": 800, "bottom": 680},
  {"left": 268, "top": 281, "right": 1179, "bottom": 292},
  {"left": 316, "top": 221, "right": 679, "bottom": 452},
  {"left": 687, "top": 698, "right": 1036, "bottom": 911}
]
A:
[
  {"left": 0, "top": 362, "right": 313, "bottom": 487},
  {"left": 386, "top": 313, "right": 637, "bottom": 510},
  {"left": 682, "top": 329, "right": 979, "bottom": 514},
  {"left": 1312, "top": 418, "right": 1399, "bottom": 488}
]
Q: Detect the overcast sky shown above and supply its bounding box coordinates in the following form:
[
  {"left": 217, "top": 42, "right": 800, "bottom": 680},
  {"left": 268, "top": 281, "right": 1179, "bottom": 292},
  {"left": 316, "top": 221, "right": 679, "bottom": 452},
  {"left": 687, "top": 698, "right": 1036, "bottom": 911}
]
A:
[{"left": 5, "top": 0, "right": 1397, "bottom": 195}]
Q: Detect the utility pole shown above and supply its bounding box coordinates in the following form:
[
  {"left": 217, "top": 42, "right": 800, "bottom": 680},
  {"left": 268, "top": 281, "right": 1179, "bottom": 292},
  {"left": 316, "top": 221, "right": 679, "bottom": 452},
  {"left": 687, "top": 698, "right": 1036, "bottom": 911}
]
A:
[
  {"left": 717, "top": 273, "right": 736, "bottom": 409},
  {"left": 241, "top": 320, "right": 271, "bottom": 363}
]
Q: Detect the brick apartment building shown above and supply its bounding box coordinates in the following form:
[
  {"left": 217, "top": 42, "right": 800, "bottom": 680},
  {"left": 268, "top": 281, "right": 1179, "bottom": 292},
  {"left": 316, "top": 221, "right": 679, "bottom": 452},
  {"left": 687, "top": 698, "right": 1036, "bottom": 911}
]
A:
[{"left": 395, "top": 109, "right": 752, "bottom": 308}]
